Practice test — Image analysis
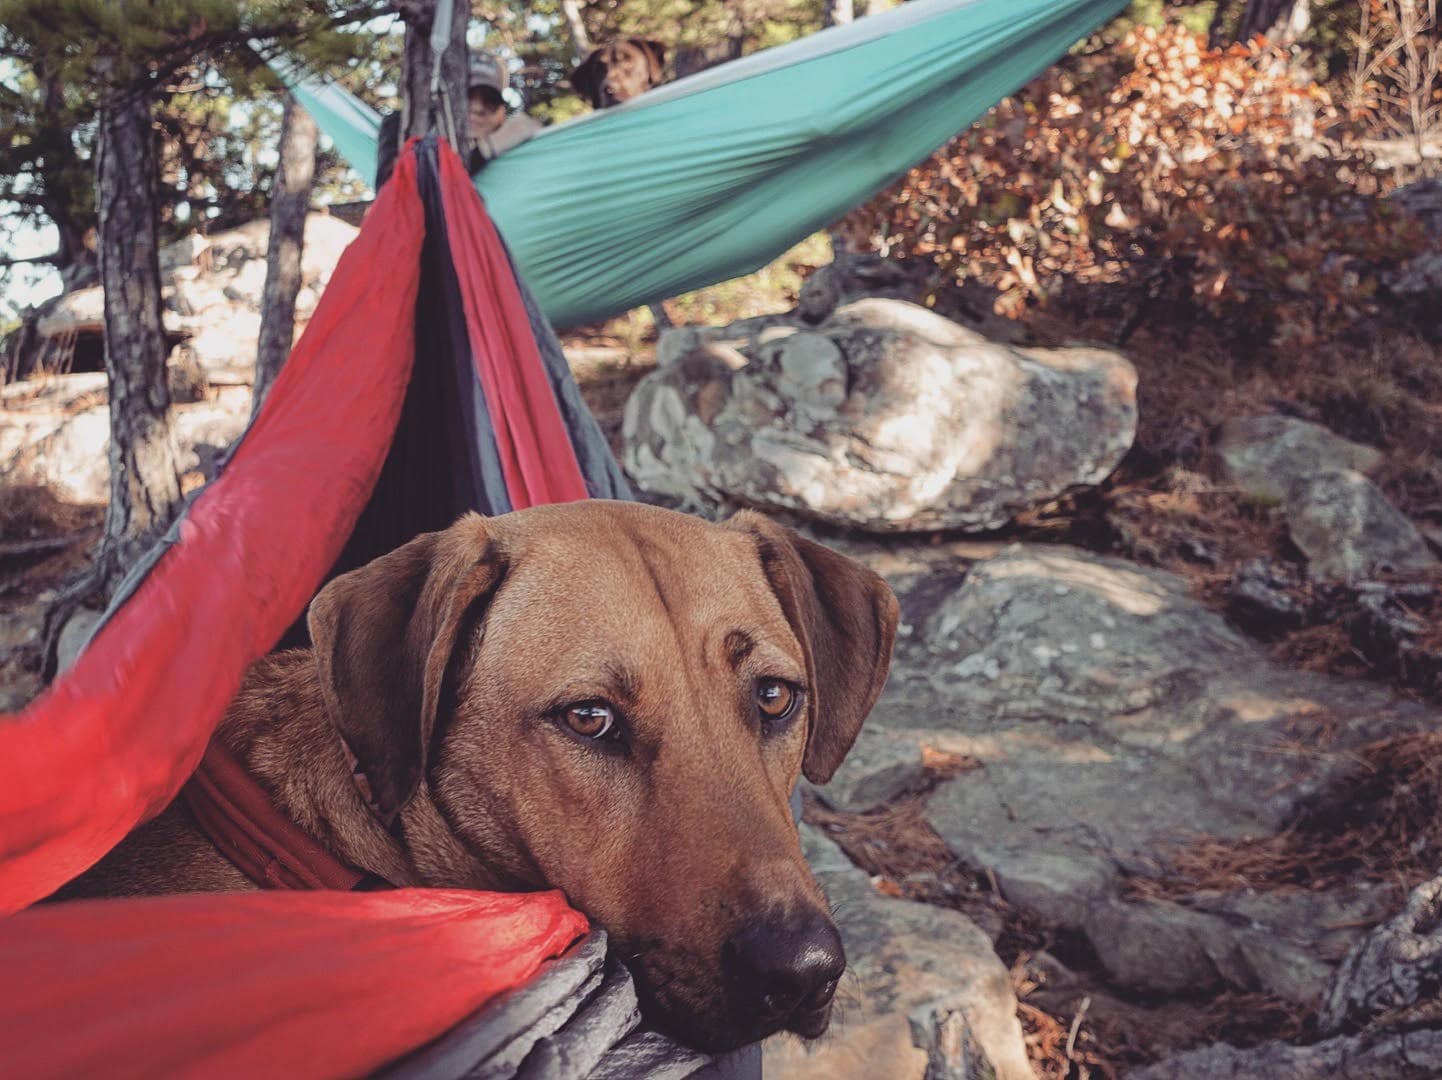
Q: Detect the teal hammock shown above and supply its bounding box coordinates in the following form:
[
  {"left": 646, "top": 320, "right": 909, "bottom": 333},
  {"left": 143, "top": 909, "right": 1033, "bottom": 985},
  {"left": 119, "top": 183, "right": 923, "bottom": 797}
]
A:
[{"left": 285, "top": 0, "right": 1126, "bottom": 329}]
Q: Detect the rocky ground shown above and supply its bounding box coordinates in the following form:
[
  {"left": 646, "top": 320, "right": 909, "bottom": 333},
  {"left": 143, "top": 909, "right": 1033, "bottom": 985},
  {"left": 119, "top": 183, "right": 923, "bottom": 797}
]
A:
[
  {"left": 3, "top": 188, "right": 1441, "bottom": 1079},
  {"left": 579, "top": 241, "right": 1442, "bottom": 1077}
]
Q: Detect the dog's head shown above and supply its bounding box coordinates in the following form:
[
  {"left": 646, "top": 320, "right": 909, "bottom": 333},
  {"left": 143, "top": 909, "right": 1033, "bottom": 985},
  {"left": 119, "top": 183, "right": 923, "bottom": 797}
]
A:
[
  {"left": 307, "top": 501, "right": 897, "bottom": 1051},
  {"left": 571, "top": 38, "right": 667, "bottom": 109}
]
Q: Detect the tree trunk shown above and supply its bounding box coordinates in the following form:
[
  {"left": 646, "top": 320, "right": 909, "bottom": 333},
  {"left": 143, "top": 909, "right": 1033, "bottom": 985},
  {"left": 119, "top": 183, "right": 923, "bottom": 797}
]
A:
[
  {"left": 1214, "top": 0, "right": 1310, "bottom": 44},
  {"left": 45, "top": 85, "right": 184, "bottom": 676},
  {"left": 252, "top": 95, "right": 318, "bottom": 417},
  {"left": 96, "top": 88, "right": 183, "bottom": 572},
  {"left": 560, "top": 0, "right": 593, "bottom": 63},
  {"left": 825, "top": 0, "right": 856, "bottom": 258},
  {"left": 399, "top": 0, "right": 473, "bottom": 159}
]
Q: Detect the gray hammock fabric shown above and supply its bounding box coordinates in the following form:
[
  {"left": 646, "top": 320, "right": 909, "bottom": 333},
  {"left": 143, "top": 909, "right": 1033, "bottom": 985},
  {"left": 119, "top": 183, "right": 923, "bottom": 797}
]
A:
[{"left": 381, "top": 933, "right": 759, "bottom": 1080}]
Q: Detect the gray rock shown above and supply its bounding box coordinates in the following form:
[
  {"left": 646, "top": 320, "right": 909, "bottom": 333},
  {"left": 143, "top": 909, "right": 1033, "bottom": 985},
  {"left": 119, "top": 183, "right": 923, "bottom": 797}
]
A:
[
  {"left": 847, "top": 542, "right": 1438, "bottom": 1002},
  {"left": 55, "top": 607, "right": 105, "bottom": 674},
  {"left": 796, "top": 254, "right": 940, "bottom": 324},
  {"left": 763, "top": 826, "right": 1034, "bottom": 1080},
  {"left": 1388, "top": 177, "right": 1442, "bottom": 234},
  {"left": 1320, "top": 873, "right": 1442, "bottom": 1034},
  {"left": 1387, "top": 178, "right": 1442, "bottom": 299},
  {"left": 1129, "top": 1028, "right": 1442, "bottom": 1080},
  {"left": 807, "top": 728, "right": 926, "bottom": 813},
  {"left": 1286, "top": 468, "right": 1437, "bottom": 581},
  {"left": 1081, "top": 887, "right": 1394, "bottom": 1005},
  {"left": 1227, "top": 557, "right": 1310, "bottom": 634},
  {"left": 625, "top": 299, "right": 1137, "bottom": 533},
  {"left": 1391, "top": 249, "right": 1442, "bottom": 298},
  {"left": 1083, "top": 898, "right": 1229, "bottom": 996},
  {"left": 1216, "top": 414, "right": 1383, "bottom": 502}
]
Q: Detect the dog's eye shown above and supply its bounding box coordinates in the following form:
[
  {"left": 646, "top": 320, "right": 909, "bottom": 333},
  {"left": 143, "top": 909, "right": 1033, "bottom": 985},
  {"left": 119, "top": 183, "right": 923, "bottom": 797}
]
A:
[
  {"left": 756, "top": 679, "right": 800, "bottom": 725},
  {"left": 565, "top": 703, "right": 616, "bottom": 739}
]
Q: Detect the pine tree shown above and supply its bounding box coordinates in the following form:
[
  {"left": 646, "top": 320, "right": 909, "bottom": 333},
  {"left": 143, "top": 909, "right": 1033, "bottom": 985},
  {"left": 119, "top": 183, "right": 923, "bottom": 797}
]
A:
[
  {"left": 252, "top": 92, "right": 318, "bottom": 417},
  {"left": 0, "top": 0, "right": 387, "bottom": 670}
]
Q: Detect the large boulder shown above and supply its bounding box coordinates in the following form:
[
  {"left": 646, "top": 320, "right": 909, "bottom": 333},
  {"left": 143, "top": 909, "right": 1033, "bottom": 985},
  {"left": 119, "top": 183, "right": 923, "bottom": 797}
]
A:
[
  {"left": 624, "top": 299, "right": 1137, "bottom": 533},
  {"left": 834, "top": 540, "right": 1439, "bottom": 1006},
  {"left": 763, "top": 826, "right": 1034, "bottom": 1080}
]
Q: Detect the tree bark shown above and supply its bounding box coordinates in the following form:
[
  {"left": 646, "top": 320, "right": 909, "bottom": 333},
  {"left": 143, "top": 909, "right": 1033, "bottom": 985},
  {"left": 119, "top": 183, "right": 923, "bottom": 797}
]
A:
[
  {"left": 398, "top": 0, "right": 473, "bottom": 159},
  {"left": 1214, "top": 0, "right": 1310, "bottom": 45},
  {"left": 45, "top": 84, "right": 185, "bottom": 676},
  {"left": 560, "top": 0, "right": 593, "bottom": 63},
  {"left": 825, "top": 0, "right": 856, "bottom": 257},
  {"left": 95, "top": 87, "right": 183, "bottom": 573},
  {"left": 252, "top": 94, "right": 318, "bottom": 417}
]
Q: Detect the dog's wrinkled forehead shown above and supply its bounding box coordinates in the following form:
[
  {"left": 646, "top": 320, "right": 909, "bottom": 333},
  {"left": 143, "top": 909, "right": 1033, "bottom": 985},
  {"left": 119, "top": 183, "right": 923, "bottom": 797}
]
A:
[{"left": 480, "top": 503, "right": 803, "bottom": 683}]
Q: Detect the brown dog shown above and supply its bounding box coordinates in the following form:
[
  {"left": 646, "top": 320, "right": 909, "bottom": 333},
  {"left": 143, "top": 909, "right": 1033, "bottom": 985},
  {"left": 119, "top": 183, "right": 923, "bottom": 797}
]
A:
[
  {"left": 571, "top": 38, "right": 667, "bottom": 108},
  {"left": 65, "top": 500, "right": 898, "bottom": 1053}
]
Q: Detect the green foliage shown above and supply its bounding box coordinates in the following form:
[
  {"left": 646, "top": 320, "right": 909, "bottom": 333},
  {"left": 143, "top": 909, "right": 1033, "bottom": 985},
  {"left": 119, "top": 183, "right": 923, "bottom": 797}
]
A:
[
  {"left": 496, "top": 0, "right": 824, "bottom": 118},
  {"left": 0, "top": 0, "right": 388, "bottom": 307},
  {"left": 1123, "top": 0, "right": 1218, "bottom": 35}
]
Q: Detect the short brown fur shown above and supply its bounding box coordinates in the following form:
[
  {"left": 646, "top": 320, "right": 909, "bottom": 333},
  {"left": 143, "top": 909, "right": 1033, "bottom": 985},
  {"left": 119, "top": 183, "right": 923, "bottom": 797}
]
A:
[{"left": 63, "top": 501, "right": 898, "bottom": 1051}]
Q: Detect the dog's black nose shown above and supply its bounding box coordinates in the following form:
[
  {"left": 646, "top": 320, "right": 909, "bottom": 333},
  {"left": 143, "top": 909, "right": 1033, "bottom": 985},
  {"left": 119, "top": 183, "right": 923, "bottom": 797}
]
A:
[{"left": 726, "top": 916, "right": 845, "bottom": 1024}]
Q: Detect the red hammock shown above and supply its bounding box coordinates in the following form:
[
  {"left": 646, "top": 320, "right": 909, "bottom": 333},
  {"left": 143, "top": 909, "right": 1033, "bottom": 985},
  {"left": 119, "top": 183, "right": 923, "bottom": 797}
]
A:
[
  {"left": 0, "top": 888, "right": 585, "bottom": 1079},
  {"left": 0, "top": 141, "right": 592, "bottom": 1076}
]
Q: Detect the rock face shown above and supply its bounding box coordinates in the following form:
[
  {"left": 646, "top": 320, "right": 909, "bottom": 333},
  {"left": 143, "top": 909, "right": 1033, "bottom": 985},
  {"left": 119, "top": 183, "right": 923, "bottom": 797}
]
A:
[
  {"left": 1285, "top": 469, "right": 1437, "bottom": 581},
  {"left": 1129, "top": 1029, "right": 1442, "bottom": 1080},
  {"left": 624, "top": 299, "right": 1137, "bottom": 533},
  {"left": 1320, "top": 873, "right": 1442, "bottom": 1035},
  {"left": 23, "top": 214, "right": 357, "bottom": 380},
  {"left": 805, "top": 727, "right": 927, "bottom": 814},
  {"left": 1216, "top": 414, "right": 1383, "bottom": 502},
  {"left": 843, "top": 541, "right": 1438, "bottom": 1005},
  {"left": 763, "top": 826, "right": 1034, "bottom": 1080},
  {"left": 1, "top": 373, "right": 251, "bottom": 505}
]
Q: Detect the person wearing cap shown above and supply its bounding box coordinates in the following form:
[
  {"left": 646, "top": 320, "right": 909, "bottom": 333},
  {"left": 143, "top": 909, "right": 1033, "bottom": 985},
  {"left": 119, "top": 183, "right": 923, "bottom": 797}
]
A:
[
  {"left": 374, "top": 48, "right": 542, "bottom": 188},
  {"left": 465, "top": 50, "right": 542, "bottom": 169}
]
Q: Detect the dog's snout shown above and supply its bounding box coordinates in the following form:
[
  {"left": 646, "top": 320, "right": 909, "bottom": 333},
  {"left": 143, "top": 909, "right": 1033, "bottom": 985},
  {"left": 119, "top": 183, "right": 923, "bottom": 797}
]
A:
[{"left": 726, "top": 916, "right": 845, "bottom": 1029}]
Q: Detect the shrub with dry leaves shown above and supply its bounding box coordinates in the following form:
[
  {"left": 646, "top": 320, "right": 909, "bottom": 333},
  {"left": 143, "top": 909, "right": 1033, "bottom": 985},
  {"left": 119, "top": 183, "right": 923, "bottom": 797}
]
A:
[{"left": 842, "top": 25, "right": 1433, "bottom": 348}]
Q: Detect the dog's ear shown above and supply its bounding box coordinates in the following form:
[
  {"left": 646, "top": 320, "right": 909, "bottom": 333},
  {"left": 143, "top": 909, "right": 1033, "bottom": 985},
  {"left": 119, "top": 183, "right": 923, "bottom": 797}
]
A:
[
  {"left": 570, "top": 51, "right": 605, "bottom": 108},
  {"left": 637, "top": 39, "right": 667, "bottom": 84},
  {"left": 728, "top": 512, "right": 899, "bottom": 784},
  {"left": 307, "top": 514, "right": 505, "bottom": 822}
]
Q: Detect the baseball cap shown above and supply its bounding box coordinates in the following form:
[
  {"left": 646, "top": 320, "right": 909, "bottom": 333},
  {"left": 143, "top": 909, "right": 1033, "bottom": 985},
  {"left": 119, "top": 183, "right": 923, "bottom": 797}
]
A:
[{"left": 467, "top": 51, "right": 507, "bottom": 94}]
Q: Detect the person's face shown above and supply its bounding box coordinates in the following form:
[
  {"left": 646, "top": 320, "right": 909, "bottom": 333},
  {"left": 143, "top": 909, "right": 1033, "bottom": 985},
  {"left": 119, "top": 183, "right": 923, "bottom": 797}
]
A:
[{"left": 468, "top": 89, "right": 507, "bottom": 141}]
